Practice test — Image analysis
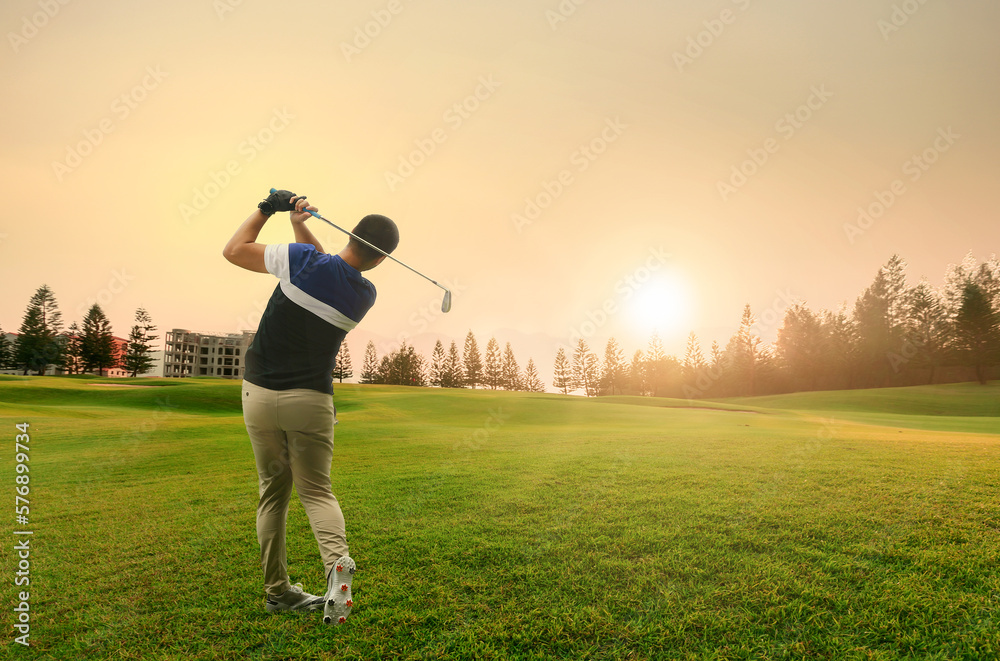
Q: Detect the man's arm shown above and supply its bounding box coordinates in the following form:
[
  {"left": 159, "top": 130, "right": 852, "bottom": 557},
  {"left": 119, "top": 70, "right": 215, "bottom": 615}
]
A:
[
  {"left": 222, "top": 209, "right": 269, "bottom": 273},
  {"left": 224, "top": 195, "right": 320, "bottom": 272},
  {"left": 290, "top": 197, "right": 325, "bottom": 253}
]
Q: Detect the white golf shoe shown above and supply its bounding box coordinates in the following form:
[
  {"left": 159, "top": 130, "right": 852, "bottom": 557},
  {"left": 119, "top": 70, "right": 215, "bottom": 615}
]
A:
[{"left": 323, "top": 555, "right": 355, "bottom": 625}]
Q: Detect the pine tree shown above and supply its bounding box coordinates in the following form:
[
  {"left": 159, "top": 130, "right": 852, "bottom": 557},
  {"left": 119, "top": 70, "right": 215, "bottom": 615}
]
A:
[
  {"left": 80, "top": 304, "right": 116, "bottom": 376},
  {"left": 430, "top": 340, "right": 445, "bottom": 386},
  {"left": 681, "top": 332, "right": 707, "bottom": 395},
  {"left": 484, "top": 337, "right": 502, "bottom": 389},
  {"left": 645, "top": 332, "right": 666, "bottom": 396},
  {"left": 601, "top": 338, "right": 626, "bottom": 395},
  {"left": 522, "top": 358, "right": 545, "bottom": 392},
  {"left": 122, "top": 308, "right": 158, "bottom": 377},
  {"left": 726, "top": 304, "right": 764, "bottom": 396},
  {"left": 953, "top": 281, "right": 1000, "bottom": 385},
  {"left": 332, "top": 342, "right": 353, "bottom": 383},
  {"left": 0, "top": 326, "right": 10, "bottom": 370},
  {"left": 572, "top": 339, "right": 599, "bottom": 396},
  {"left": 463, "top": 331, "right": 483, "bottom": 389},
  {"left": 553, "top": 347, "right": 572, "bottom": 394},
  {"left": 377, "top": 341, "right": 426, "bottom": 386},
  {"left": 682, "top": 332, "right": 706, "bottom": 375},
  {"left": 501, "top": 342, "right": 521, "bottom": 391},
  {"left": 819, "top": 307, "right": 856, "bottom": 390},
  {"left": 629, "top": 350, "right": 646, "bottom": 395},
  {"left": 61, "top": 322, "right": 85, "bottom": 375},
  {"left": 896, "top": 280, "right": 947, "bottom": 383},
  {"left": 14, "top": 284, "right": 64, "bottom": 375},
  {"left": 775, "top": 305, "right": 822, "bottom": 391},
  {"left": 441, "top": 341, "right": 465, "bottom": 388},
  {"left": 360, "top": 341, "right": 379, "bottom": 384}
]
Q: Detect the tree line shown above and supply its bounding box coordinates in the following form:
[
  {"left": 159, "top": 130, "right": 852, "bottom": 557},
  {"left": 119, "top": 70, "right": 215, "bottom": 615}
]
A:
[
  {"left": 6, "top": 252, "right": 996, "bottom": 395},
  {"left": 558, "top": 252, "right": 1000, "bottom": 398},
  {"left": 352, "top": 333, "right": 546, "bottom": 391},
  {"left": 1, "top": 285, "right": 158, "bottom": 377},
  {"left": 338, "top": 252, "right": 999, "bottom": 398}
]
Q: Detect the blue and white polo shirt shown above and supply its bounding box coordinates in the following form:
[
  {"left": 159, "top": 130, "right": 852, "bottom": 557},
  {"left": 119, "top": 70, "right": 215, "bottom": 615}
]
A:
[{"left": 244, "top": 243, "right": 376, "bottom": 395}]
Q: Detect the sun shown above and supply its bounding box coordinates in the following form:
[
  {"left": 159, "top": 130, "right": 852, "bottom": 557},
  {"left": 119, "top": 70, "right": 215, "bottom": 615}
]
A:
[{"left": 626, "top": 271, "right": 693, "bottom": 335}]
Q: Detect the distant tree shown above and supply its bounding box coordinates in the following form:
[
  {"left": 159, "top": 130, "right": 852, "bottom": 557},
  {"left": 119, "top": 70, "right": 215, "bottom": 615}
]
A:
[
  {"left": 883, "top": 254, "right": 908, "bottom": 331},
  {"left": 776, "top": 304, "right": 823, "bottom": 391},
  {"left": 14, "top": 284, "right": 64, "bottom": 375},
  {"left": 441, "top": 341, "right": 465, "bottom": 388},
  {"left": 430, "top": 340, "right": 446, "bottom": 386},
  {"left": 819, "top": 306, "right": 856, "bottom": 390},
  {"left": 629, "top": 349, "right": 646, "bottom": 395},
  {"left": 941, "top": 251, "right": 982, "bottom": 318},
  {"left": 463, "top": 331, "right": 483, "bottom": 389},
  {"left": 682, "top": 331, "right": 706, "bottom": 382},
  {"left": 953, "top": 281, "right": 1000, "bottom": 385},
  {"left": 501, "top": 342, "right": 521, "bottom": 391},
  {"left": 601, "top": 338, "right": 626, "bottom": 395},
  {"left": 122, "top": 307, "right": 158, "bottom": 377},
  {"left": 553, "top": 347, "right": 572, "bottom": 395},
  {"left": 376, "top": 355, "right": 391, "bottom": 384},
  {"left": 522, "top": 358, "right": 545, "bottom": 392},
  {"left": 645, "top": 332, "right": 668, "bottom": 396},
  {"left": 852, "top": 257, "right": 909, "bottom": 387},
  {"left": 360, "top": 341, "right": 379, "bottom": 384},
  {"left": 377, "top": 341, "right": 426, "bottom": 386},
  {"left": 484, "top": 337, "right": 502, "bottom": 389},
  {"left": 0, "top": 326, "right": 10, "bottom": 369},
  {"left": 61, "top": 322, "right": 85, "bottom": 375},
  {"left": 572, "top": 339, "right": 599, "bottom": 397},
  {"left": 727, "top": 304, "right": 765, "bottom": 396},
  {"left": 332, "top": 342, "right": 353, "bottom": 383},
  {"left": 80, "top": 304, "right": 116, "bottom": 376},
  {"left": 893, "top": 280, "right": 947, "bottom": 383}
]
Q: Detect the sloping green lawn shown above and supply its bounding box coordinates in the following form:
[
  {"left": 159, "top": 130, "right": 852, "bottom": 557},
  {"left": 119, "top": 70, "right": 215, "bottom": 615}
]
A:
[{"left": 1, "top": 377, "right": 997, "bottom": 660}]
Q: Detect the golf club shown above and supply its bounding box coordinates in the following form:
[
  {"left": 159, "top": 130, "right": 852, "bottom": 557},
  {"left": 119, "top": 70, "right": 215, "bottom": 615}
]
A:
[{"left": 272, "top": 188, "right": 452, "bottom": 313}]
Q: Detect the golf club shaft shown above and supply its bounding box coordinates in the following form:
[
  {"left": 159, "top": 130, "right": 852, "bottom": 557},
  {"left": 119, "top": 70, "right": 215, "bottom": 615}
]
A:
[{"left": 306, "top": 210, "right": 448, "bottom": 294}]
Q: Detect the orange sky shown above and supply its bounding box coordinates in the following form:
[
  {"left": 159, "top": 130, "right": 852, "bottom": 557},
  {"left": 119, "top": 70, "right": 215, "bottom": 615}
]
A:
[{"left": 2, "top": 0, "right": 998, "bottom": 381}]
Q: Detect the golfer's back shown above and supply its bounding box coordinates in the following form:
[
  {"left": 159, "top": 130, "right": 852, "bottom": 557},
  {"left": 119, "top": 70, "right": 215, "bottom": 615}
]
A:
[{"left": 244, "top": 242, "right": 376, "bottom": 395}]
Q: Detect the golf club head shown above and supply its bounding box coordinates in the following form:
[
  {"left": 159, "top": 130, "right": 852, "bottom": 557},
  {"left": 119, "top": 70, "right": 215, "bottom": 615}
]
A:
[{"left": 441, "top": 290, "right": 452, "bottom": 313}]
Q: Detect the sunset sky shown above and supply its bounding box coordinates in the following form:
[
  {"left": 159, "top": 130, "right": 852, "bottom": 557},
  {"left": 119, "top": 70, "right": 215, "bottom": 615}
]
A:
[{"left": 2, "top": 0, "right": 998, "bottom": 384}]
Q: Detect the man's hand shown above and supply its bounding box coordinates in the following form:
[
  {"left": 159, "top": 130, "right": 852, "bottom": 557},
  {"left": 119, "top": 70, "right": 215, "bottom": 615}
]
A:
[
  {"left": 289, "top": 196, "right": 326, "bottom": 253},
  {"left": 259, "top": 189, "right": 298, "bottom": 216},
  {"left": 290, "top": 196, "right": 318, "bottom": 224}
]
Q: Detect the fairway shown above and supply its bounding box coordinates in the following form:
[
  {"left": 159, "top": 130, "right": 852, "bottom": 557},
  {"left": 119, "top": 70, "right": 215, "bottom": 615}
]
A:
[{"left": 2, "top": 376, "right": 998, "bottom": 660}]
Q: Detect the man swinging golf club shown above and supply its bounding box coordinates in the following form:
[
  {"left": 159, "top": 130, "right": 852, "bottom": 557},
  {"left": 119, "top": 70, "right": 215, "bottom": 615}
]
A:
[{"left": 223, "top": 188, "right": 399, "bottom": 624}]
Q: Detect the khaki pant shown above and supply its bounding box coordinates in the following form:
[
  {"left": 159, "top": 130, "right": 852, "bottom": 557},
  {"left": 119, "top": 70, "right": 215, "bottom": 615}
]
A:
[{"left": 241, "top": 380, "right": 348, "bottom": 596}]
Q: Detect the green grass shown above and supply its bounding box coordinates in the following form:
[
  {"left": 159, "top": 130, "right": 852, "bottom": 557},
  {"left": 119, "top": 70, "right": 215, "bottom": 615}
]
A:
[{"left": 1, "top": 377, "right": 998, "bottom": 660}]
